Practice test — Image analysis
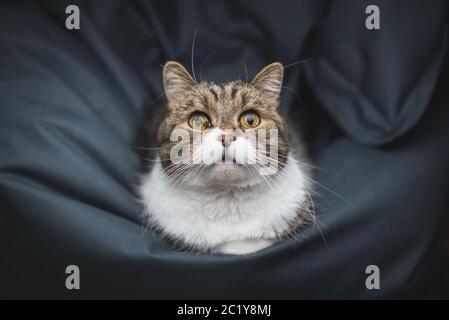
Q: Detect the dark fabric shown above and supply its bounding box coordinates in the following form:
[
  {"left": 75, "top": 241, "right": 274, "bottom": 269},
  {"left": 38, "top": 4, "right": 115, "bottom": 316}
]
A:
[
  {"left": 0, "top": 0, "right": 448, "bottom": 298},
  {"left": 304, "top": 0, "right": 447, "bottom": 145}
]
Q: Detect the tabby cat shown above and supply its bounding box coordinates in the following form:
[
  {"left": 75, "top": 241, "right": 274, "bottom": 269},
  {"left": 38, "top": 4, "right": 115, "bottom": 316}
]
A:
[{"left": 137, "top": 61, "right": 312, "bottom": 255}]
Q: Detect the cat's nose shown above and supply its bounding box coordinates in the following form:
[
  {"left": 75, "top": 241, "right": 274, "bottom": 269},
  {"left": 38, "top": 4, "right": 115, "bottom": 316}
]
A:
[{"left": 220, "top": 134, "right": 236, "bottom": 147}]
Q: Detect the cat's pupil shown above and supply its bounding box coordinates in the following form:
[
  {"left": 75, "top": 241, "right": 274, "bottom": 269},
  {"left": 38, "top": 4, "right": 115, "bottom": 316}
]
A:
[
  {"left": 246, "top": 114, "right": 254, "bottom": 125},
  {"left": 194, "top": 116, "right": 203, "bottom": 128}
]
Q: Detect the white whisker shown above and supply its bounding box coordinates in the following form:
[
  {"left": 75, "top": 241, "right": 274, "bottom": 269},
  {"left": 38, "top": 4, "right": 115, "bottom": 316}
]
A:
[
  {"left": 199, "top": 50, "right": 216, "bottom": 82},
  {"left": 191, "top": 27, "right": 199, "bottom": 83}
]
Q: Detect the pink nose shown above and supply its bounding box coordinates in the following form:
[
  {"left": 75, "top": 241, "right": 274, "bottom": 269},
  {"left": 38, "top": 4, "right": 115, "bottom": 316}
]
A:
[{"left": 220, "top": 134, "right": 236, "bottom": 147}]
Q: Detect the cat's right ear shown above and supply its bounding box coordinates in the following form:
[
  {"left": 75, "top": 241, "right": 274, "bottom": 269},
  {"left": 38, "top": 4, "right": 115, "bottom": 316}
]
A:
[
  {"left": 250, "top": 62, "right": 284, "bottom": 97},
  {"left": 163, "top": 61, "right": 196, "bottom": 101}
]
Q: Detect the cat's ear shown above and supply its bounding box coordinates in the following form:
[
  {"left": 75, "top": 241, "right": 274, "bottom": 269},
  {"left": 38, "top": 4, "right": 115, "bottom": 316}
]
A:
[
  {"left": 251, "top": 62, "right": 284, "bottom": 97},
  {"left": 163, "top": 61, "right": 196, "bottom": 101}
]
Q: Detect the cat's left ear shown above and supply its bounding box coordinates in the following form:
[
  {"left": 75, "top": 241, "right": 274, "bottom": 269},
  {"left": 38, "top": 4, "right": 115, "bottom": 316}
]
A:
[{"left": 251, "top": 62, "right": 284, "bottom": 97}]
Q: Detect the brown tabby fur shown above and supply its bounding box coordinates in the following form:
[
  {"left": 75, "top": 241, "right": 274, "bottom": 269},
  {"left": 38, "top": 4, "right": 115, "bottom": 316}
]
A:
[{"left": 136, "top": 61, "right": 313, "bottom": 243}]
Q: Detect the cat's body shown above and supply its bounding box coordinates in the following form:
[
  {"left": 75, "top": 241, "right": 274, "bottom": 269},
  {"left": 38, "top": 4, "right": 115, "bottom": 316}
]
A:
[{"left": 137, "top": 61, "right": 312, "bottom": 255}]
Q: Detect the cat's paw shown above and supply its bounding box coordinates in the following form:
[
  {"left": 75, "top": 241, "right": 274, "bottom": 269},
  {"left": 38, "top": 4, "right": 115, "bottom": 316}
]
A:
[{"left": 217, "top": 239, "right": 273, "bottom": 255}]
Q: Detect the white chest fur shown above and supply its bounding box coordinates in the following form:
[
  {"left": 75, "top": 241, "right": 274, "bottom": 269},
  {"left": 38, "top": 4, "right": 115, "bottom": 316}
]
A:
[{"left": 139, "top": 153, "right": 309, "bottom": 255}]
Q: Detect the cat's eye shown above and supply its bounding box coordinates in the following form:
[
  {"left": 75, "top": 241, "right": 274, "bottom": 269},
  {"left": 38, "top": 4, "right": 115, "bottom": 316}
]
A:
[
  {"left": 188, "top": 113, "right": 210, "bottom": 130},
  {"left": 239, "top": 111, "right": 260, "bottom": 129}
]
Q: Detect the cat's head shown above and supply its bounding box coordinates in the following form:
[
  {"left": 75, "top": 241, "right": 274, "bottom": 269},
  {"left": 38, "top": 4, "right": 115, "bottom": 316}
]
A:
[{"left": 157, "top": 61, "right": 289, "bottom": 188}]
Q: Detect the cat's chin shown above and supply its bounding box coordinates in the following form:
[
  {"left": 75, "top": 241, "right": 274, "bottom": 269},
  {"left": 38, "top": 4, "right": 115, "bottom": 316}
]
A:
[{"left": 202, "top": 163, "right": 259, "bottom": 187}]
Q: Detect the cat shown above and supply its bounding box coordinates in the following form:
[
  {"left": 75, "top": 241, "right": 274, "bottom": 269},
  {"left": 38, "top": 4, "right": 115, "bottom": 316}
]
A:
[{"left": 136, "top": 61, "right": 312, "bottom": 255}]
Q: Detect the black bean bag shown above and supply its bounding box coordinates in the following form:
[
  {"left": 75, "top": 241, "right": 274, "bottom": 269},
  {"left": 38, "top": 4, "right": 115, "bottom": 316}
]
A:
[{"left": 1, "top": 0, "right": 448, "bottom": 298}]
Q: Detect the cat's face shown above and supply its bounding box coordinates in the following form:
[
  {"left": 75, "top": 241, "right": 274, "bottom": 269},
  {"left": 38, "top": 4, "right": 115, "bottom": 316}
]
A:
[{"left": 157, "top": 61, "right": 289, "bottom": 188}]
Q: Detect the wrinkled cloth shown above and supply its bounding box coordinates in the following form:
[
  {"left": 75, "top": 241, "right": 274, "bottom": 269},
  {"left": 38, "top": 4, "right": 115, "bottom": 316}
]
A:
[{"left": 0, "top": 0, "right": 448, "bottom": 298}]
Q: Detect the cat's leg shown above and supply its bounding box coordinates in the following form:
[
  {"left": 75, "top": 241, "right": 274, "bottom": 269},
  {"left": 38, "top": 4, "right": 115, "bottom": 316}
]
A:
[{"left": 217, "top": 239, "right": 273, "bottom": 255}]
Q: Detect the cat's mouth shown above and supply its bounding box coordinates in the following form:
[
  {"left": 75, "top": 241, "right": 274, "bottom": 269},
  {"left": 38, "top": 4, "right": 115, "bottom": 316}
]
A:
[
  {"left": 204, "top": 162, "right": 250, "bottom": 185},
  {"left": 221, "top": 153, "right": 239, "bottom": 164}
]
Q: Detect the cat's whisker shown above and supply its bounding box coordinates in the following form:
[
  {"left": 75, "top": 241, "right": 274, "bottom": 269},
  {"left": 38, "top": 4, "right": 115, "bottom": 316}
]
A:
[
  {"left": 308, "top": 210, "right": 329, "bottom": 250},
  {"left": 303, "top": 176, "right": 353, "bottom": 208},
  {"left": 166, "top": 163, "right": 194, "bottom": 180},
  {"left": 247, "top": 58, "right": 312, "bottom": 97},
  {"left": 156, "top": 157, "right": 193, "bottom": 178},
  {"left": 175, "top": 155, "right": 203, "bottom": 186},
  {"left": 191, "top": 27, "right": 199, "bottom": 84},
  {"left": 165, "top": 153, "right": 203, "bottom": 186},
  {"left": 139, "top": 157, "right": 172, "bottom": 163},
  {"left": 199, "top": 50, "right": 216, "bottom": 82},
  {"left": 261, "top": 155, "right": 326, "bottom": 212},
  {"left": 256, "top": 151, "right": 328, "bottom": 172},
  {"left": 134, "top": 146, "right": 167, "bottom": 151},
  {"left": 258, "top": 164, "right": 329, "bottom": 249},
  {"left": 136, "top": 155, "right": 161, "bottom": 163},
  {"left": 278, "top": 215, "right": 303, "bottom": 241},
  {"left": 266, "top": 173, "right": 286, "bottom": 191},
  {"left": 162, "top": 163, "right": 188, "bottom": 180},
  {"left": 193, "top": 163, "right": 209, "bottom": 183},
  {"left": 284, "top": 158, "right": 328, "bottom": 171},
  {"left": 249, "top": 163, "right": 279, "bottom": 192},
  {"left": 255, "top": 152, "right": 287, "bottom": 166},
  {"left": 142, "top": 215, "right": 156, "bottom": 238},
  {"left": 166, "top": 167, "right": 193, "bottom": 186},
  {"left": 252, "top": 158, "right": 287, "bottom": 183},
  {"left": 281, "top": 85, "right": 301, "bottom": 103},
  {"left": 151, "top": 91, "right": 166, "bottom": 104},
  {"left": 178, "top": 163, "right": 204, "bottom": 187},
  {"left": 243, "top": 61, "right": 248, "bottom": 83},
  {"left": 242, "top": 165, "right": 256, "bottom": 180},
  {"left": 169, "top": 170, "right": 190, "bottom": 187},
  {"left": 256, "top": 160, "right": 321, "bottom": 220},
  {"left": 163, "top": 162, "right": 190, "bottom": 181},
  {"left": 253, "top": 155, "right": 292, "bottom": 184},
  {"left": 135, "top": 149, "right": 170, "bottom": 163},
  {"left": 299, "top": 162, "right": 328, "bottom": 171},
  {"left": 163, "top": 162, "right": 184, "bottom": 175},
  {"left": 282, "top": 58, "right": 312, "bottom": 69},
  {"left": 255, "top": 156, "right": 289, "bottom": 174}
]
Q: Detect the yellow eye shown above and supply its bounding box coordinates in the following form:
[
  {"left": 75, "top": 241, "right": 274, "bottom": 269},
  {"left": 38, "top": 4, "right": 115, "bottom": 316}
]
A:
[
  {"left": 188, "top": 113, "right": 210, "bottom": 130},
  {"left": 240, "top": 111, "right": 260, "bottom": 129}
]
